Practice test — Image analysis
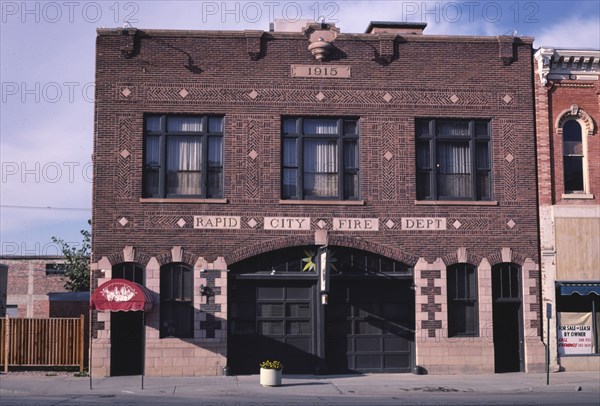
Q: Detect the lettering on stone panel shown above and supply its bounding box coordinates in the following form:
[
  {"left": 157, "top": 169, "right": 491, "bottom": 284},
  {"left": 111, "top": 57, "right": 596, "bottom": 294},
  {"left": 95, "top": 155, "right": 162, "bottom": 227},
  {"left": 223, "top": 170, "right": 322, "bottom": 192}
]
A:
[
  {"left": 291, "top": 65, "right": 351, "bottom": 78},
  {"left": 402, "top": 218, "right": 447, "bottom": 230},
  {"left": 333, "top": 218, "right": 379, "bottom": 231},
  {"left": 194, "top": 216, "right": 241, "bottom": 229},
  {"left": 264, "top": 217, "right": 311, "bottom": 231}
]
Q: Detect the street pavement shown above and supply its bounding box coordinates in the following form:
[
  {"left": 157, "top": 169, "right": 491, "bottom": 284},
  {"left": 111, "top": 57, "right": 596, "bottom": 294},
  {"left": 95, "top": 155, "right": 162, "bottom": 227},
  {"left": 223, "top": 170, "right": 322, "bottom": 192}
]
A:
[{"left": 1, "top": 371, "right": 599, "bottom": 405}]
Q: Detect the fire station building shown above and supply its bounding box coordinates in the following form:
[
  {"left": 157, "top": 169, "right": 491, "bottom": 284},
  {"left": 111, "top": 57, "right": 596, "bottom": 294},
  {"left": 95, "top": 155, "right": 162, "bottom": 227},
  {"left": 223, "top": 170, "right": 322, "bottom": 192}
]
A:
[{"left": 91, "top": 21, "right": 545, "bottom": 377}]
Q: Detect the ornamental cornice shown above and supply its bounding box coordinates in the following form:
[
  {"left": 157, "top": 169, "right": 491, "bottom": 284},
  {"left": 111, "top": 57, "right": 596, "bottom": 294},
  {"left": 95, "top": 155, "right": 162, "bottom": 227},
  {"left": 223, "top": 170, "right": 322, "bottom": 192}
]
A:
[{"left": 534, "top": 47, "right": 600, "bottom": 85}]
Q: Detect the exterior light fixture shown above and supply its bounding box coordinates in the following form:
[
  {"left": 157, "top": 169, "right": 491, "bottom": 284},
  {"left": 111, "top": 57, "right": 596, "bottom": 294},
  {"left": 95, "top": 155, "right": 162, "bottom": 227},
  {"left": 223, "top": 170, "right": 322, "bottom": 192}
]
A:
[{"left": 199, "top": 284, "right": 212, "bottom": 297}]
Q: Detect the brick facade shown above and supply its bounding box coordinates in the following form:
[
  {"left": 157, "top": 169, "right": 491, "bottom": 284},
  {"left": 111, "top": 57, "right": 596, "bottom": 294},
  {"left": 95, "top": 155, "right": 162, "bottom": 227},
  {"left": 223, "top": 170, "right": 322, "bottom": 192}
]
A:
[
  {"left": 92, "top": 22, "right": 545, "bottom": 376},
  {"left": 534, "top": 48, "right": 600, "bottom": 372},
  {"left": 0, "top": 256, "right": 69, "bottom": 318}
]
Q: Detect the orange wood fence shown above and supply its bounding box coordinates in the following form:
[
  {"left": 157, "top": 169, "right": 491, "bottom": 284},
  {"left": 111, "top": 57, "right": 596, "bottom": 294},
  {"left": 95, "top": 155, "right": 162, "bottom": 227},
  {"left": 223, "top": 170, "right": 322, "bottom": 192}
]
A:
[{"left": 0, "top": 316, "right": 85, "bottom": 372}]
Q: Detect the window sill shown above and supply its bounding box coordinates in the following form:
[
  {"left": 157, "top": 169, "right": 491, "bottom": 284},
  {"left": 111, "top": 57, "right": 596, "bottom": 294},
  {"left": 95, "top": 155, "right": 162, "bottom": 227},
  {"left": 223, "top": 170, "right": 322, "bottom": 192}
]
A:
[
  {"left": 414, "top": 200, "right": 498, "bottom": 206},
  {"left": 561, "top": 193, "right": 594, "bottom": 200},
  {"left": 140, "top": 198, "right": 228, "bottom": 204},
  {"left": 279, "top": 199, "right": 366, "bottom": 206}
]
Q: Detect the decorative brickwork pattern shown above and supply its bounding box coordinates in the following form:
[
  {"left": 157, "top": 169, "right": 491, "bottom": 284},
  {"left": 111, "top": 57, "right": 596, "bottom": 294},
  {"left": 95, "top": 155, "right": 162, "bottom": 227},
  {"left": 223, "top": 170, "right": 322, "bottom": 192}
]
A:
[
  {"left": 380, "top": 121, "right": 399, "bottom": 201},
  {"left": 501, "top": 120, "right": 517, "bottom": 202},
  {"left": 245, "top": 118, "right": 262, "bottom": 199},
  {"left": 199, "top": 270, "right": 222, "bottom": 339},
  {"left": 420, "top": 270, "right": 442, "bottom": 337},
  {"left": 116, "top": 114, "right": 135, "bottom": 199},
  {"left": 119, "top": 83, "right": 495, "bottom": 108},
  {"left": 446, "top": 216, "right": 490, "bottom": 231}
]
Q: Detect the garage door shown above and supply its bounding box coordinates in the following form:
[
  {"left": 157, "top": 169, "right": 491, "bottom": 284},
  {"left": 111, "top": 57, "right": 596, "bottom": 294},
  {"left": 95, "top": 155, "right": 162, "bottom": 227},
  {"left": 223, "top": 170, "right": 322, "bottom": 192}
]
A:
[
  {"left": 228, "top": 280, "right": 318, "bottom": 374},
  {"left": 229, "top": 278, "right": 414, "bottom": 374},
  {"left": 326, "top": 279, "right": 414, "bottom": 373}
]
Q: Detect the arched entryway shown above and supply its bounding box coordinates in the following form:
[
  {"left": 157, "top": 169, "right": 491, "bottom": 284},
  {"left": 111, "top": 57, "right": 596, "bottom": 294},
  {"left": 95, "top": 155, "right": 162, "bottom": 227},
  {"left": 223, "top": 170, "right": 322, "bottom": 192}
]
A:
[{"left": 228, "top": 245, "right": 414, "bottom": 374}]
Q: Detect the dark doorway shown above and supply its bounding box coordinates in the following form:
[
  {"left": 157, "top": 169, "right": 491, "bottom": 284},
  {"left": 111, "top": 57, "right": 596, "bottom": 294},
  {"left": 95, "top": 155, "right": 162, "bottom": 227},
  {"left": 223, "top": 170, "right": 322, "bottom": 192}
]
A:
[
  {"left": 111, "top": 311, "right": 143, "bottom": 376},
  {"left": 492, "top": 263, "right": 523, "bottom": 373},
  {"left": 110, "top": 263, "right": 146, "bottom": 376}
]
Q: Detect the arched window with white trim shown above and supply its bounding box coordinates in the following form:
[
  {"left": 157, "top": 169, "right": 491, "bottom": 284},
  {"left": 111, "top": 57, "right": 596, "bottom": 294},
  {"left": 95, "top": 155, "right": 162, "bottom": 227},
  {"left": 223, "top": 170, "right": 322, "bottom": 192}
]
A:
[
  {"left": 562, "top": 119, "right": 584, "bottom": 193},
  {"left": 556, "top": 105, "right": 595, "bottom": 197}
]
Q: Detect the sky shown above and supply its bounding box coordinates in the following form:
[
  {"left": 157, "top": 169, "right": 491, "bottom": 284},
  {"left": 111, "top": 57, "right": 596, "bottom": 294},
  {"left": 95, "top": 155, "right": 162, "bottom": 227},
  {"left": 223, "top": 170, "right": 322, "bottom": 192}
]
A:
[{"left": 1, "top": 0, "right": 599, "bottom": 255}]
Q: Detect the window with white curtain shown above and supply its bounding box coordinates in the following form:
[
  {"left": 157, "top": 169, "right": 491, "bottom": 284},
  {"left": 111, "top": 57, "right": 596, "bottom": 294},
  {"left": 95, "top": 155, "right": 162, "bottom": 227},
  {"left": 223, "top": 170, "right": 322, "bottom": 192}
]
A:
[
  {"left": 416, "top": 119, "right": 491, "bottom": 201},
  {"left": 282, "top": 117, "right": 359, "bottom": 200},
  {"left": 143, "top": 115, "right": 224, "bottom": 198}
]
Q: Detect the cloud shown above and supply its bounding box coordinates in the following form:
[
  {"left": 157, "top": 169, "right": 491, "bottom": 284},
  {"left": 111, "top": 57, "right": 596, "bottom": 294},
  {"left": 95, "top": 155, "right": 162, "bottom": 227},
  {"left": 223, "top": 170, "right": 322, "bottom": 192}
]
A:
[{"left": 533, "top": 16, "right": 600, "bottom": 49}]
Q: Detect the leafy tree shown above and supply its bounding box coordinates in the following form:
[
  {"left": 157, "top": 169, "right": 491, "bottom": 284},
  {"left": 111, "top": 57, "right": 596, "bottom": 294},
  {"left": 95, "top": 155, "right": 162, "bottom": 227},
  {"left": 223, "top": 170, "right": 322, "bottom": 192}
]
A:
[{"left": 51, "top": 220, "right": 91, "bottom": 292}]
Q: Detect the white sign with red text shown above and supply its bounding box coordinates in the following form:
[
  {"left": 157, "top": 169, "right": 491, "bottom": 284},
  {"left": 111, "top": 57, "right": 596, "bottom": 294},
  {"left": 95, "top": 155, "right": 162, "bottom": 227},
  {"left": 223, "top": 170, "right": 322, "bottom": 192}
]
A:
[{"left": 557, "top": 312, "right": 594, "bottom": 355}]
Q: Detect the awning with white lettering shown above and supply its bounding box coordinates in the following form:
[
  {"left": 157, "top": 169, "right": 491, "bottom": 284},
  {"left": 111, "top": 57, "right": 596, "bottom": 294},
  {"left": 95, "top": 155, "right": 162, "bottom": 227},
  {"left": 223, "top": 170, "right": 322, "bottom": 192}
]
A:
[
  {"left": 91, "top": 278, "right": 154, "bottom": 312},
  {"left": 558, "top": 282, "right": 600, "bottom": 296}
]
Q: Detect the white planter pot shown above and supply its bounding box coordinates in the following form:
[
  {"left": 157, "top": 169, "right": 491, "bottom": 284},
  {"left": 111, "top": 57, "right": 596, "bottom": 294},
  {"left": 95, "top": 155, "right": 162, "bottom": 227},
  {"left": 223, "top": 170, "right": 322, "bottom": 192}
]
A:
[{"left": 260, "top": 368, "right": 282, "bottom": 386}]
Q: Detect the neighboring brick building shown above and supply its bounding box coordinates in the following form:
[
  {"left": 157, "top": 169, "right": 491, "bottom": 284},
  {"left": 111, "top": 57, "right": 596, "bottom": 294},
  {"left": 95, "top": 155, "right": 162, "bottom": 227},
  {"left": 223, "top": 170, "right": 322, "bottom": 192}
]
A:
[
  {"left": 534, "top": 47, "right": 600, "bottom": 372},
  {"left": 91, "top": 20, "right": 545, "bottom": 377},
  {"left": 0, "top": 256, "right": 69, "bottom": 318}
]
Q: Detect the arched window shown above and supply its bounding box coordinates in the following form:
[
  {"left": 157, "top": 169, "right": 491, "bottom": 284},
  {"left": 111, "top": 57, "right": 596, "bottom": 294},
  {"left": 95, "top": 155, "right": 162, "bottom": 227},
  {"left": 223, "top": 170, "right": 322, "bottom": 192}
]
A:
[
  {"left": 447, "top": 263, "right": 478, "bottom": 337},
  {"left": 563, "top": 120, "right": 584, "bottom": 193},
  {"left": 160, "top": 263, "right": 193, "bottom": 338}
]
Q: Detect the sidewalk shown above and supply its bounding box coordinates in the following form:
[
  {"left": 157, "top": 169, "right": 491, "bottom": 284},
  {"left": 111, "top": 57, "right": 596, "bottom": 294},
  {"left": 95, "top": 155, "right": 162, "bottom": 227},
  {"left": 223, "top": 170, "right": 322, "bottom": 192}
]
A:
[{"left": 1, "top": 371, "right": 598, "bottom": 399}]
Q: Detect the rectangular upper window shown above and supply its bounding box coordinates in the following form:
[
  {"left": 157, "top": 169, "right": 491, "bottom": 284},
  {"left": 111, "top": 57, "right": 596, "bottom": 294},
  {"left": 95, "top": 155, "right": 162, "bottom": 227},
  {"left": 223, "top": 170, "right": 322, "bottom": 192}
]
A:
[
  {"left": 143, "top": 115, "right": 224, "bottom": 198},
  {"left": 282, "top": 117, "right": 359, "bottom": 200},
  {"left": 45, "top": 263, "right": 66, "bottom": 275},
  {"left": 416, "top": 119, "right": 491, "bottom": 201}
]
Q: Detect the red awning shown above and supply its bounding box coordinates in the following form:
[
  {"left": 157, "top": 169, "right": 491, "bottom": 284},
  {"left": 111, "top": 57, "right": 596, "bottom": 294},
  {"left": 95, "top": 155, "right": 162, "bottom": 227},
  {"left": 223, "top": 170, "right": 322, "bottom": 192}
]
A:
[{"left": 91, "top": 279, "right": 154, "bottom": 312}]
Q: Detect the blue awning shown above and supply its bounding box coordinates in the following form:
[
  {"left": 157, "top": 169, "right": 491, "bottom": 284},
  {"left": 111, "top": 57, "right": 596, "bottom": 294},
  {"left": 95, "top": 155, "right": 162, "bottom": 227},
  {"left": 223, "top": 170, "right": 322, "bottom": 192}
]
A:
[{"left": 558, "top": 282, "right": 600, "bottom": 296}]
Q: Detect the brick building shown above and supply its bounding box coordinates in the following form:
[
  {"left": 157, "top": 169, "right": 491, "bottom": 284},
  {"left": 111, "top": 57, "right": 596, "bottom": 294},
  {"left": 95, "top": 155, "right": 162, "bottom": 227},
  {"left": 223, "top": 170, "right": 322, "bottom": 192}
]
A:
[
  {"left": 91, "top": 21, "right": 545, "bottom": 377},
  {"left": 534, "top": 47, "right": 600, "bottom": 372},
  {"left": 0, "top": 256, "right": 69, "bottom": 318}
]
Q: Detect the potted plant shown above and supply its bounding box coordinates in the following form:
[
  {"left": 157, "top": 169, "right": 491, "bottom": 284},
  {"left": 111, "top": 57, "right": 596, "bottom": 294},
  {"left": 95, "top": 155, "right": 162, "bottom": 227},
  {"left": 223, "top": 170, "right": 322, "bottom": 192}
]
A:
[{"left": 259, "top": 360, "right": 283, "bottom": 387}]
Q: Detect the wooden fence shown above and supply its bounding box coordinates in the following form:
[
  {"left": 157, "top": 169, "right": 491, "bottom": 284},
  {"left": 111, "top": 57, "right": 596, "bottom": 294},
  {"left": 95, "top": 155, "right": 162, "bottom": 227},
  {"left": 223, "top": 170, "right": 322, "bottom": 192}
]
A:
[{"left": 0, "top": 316, "right": 85, "bottom": 372}]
